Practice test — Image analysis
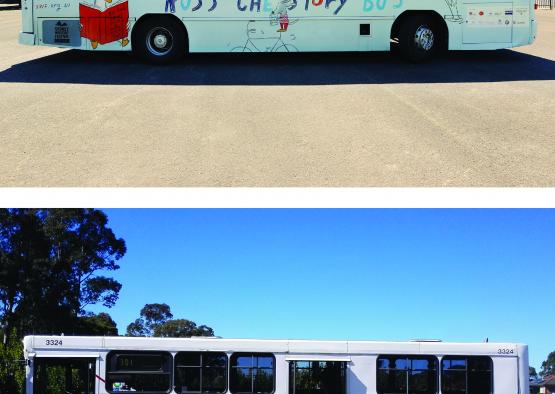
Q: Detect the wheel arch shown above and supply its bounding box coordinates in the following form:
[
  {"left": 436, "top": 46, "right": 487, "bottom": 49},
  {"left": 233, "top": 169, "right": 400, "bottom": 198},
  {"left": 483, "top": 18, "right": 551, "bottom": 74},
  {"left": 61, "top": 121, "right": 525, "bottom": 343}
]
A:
[
  {"left": 391, "top": 10, "right": 449, "bottom": 50},
  {"left": 132, "top": 13, "right": 189, "bottom": 51}
]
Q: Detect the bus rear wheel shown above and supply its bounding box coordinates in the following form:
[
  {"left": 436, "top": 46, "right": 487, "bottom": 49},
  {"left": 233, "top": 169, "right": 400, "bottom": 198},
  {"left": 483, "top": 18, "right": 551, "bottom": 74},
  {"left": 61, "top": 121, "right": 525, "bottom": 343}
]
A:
[
  {"left": 133, "top": 16, "right": 187, "bottom": 64},
  {"left": 398, "top": 15, "right": 440, "bottom": 63}
]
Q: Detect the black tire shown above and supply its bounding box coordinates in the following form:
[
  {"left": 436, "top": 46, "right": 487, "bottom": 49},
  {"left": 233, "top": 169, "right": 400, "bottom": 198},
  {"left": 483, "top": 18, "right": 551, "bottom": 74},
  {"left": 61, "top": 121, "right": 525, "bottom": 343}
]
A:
[
  {"left": 398, "top": 15, "right": 441, "bottom": 63},
  {"left": 132, "top": 16, "right": 187, "bottom": 64}
]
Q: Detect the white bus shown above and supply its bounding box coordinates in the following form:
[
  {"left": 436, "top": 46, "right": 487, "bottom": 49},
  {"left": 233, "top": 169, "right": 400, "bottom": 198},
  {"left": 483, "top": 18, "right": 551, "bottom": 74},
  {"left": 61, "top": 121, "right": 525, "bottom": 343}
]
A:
[
  {"left": 18, "top": 0, "right": 537, "bottom": 62},
  {"left": 23, "top": 335, "right": 529, "bottom": 394}
]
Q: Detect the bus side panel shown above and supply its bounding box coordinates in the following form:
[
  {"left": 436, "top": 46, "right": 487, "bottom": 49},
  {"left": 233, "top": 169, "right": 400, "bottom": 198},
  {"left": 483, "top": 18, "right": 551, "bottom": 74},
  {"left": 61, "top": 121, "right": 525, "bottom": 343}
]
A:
[
  {"left": 275, "top": 354, "right": 289, "bottom": 394},
  {"left": 28, "top": 0, "right": 134, "bottom": 51},
  {"left": 183, "top": 18, "right": 393, "bottom": 53},
  {"left": 349, "top": 355, "right": 376, "bottom": 394},
  {"left": 493, "top": 356, "right": 519, "bottom": 393},
  {"left": 454, "top": 0, "right": 535, "bottom": 50},
  {"left": 518, "top": 344, "right": 530, "bottom": 394},
  {"left": 23, "top": 0, "right": 535, "bottom": 52},
  {"left": 157, "top": 0, "right": 404, "bottom": 53},
  {"left": 21, "top": 0, "right": 34, "bottom": 34},
  {"left": 461, "top": 1, "right": 513, "bottom": 45},
  {"left": 98, "top": 351, "right": 109, "bottom": 394},
  {"left": 512, "top": 0, "right": 535, "bottom": 46}
]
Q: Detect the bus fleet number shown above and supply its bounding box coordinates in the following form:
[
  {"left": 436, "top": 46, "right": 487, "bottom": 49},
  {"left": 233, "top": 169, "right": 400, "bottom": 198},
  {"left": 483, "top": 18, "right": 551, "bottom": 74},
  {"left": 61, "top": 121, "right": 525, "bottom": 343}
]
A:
[
  {"left": 45, "top": 339, "right": 63, "bottom": 346},
  {"left": 498, "top": 348, "right": 514, "bottom": 354}
]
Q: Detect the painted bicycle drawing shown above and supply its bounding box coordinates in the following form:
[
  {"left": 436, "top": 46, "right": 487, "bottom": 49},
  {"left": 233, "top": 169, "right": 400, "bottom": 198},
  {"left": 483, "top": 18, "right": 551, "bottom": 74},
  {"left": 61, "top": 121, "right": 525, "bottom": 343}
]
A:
[
  {"left": 231, "top": 18, "right": 299, "bottom": 53},
  {"left": 445, "top": 0, "right": 463, "bottom": 22}
]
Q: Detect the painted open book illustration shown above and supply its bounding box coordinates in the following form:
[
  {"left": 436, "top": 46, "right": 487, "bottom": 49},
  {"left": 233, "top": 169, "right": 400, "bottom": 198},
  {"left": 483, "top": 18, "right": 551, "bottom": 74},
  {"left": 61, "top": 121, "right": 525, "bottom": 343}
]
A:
[{"left": 79, "top": 0, "right": 129, "bottom": 48}]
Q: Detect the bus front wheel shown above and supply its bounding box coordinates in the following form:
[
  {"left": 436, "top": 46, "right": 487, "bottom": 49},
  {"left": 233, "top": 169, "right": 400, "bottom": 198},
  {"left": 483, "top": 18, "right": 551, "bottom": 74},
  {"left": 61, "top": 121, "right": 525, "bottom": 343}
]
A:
[
  {"left": 398, "top": 15, "right": 440, "bottom": 62},
  {"left": 133, "top": 16, "right": 187, "bottom": 64}
]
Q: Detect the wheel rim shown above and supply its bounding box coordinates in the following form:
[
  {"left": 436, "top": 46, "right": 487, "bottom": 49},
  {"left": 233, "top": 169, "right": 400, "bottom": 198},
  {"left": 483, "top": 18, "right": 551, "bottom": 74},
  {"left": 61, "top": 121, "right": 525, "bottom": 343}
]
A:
[
  {"left": 146, "top": 27, "right": 174, "bottom": 56},
  {"left": 414, "top": 25, "right": 434, "bottom": 51}
]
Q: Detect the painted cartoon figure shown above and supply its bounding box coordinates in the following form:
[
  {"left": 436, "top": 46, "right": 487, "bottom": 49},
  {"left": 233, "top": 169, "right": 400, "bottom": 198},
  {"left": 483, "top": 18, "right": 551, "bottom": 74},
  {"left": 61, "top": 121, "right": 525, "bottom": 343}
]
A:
[
  {"left": 79, "top": 0, "right": 130, "bottom": 49},
  {"left": 271, "top": 0, "right": 296, "bottom": 32},
  {"left": 278, "top": 10, "right": 289, "bottom": 32},
  {"left": 165, "top": 0, "right": 176, "bottom": 13}
]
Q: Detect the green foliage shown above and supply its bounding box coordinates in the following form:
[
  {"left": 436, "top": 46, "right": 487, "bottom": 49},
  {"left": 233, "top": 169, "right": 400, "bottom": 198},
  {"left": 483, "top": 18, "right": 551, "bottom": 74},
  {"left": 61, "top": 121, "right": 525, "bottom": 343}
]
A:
[
  {"left": 126, "top": 303, "right": 173, "bottom": 336},
  {"left": 530, "top": 366, "right": 537, "bottom": 378},
  {"left": 140, "top": 303, "right": 173, "bottom": 333},
  {"left": 126, "top": 318, "right": 149, "bottom": 337},
  {"left": 126, "top": 304, "right": 214, "bottom": 338},
  {"left": 0, "top": 330, "right": 25, "bottom": 394},
  {"left": 154, "top": 319, "right": 215, "bottom": 338},
  {"left": 540, "top": 351, "right": 555, "bottom": 377},
  {"left": 77, "top": 312, "right": 118, "bottom": 336},
  {"left": 0, "top": 209, "right": 126, "bottom": 336},
  {"left": 34, "top": 358, "right": 94, "bottom": 393}
]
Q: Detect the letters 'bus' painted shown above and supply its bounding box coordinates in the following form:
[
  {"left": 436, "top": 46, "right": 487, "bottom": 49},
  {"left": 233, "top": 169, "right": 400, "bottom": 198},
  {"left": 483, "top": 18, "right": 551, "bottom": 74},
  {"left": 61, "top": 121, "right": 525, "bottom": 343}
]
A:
[
  {"left": 18, "top": 0, "right": 537, "bottom": 62},
  {"left": 24, "top": 335, "right": 529, "bottom": 394}
]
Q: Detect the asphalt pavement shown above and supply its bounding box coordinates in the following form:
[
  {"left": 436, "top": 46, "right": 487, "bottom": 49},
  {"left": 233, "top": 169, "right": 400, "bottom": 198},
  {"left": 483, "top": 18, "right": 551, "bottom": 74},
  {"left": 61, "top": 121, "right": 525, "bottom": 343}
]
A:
[{"left": 1, "top": 9, "right": 554, "bottom": 186}]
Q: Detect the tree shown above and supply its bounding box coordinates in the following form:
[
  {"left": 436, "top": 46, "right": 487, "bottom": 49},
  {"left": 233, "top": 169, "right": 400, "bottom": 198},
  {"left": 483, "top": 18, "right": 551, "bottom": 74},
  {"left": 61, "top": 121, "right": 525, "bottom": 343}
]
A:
[
  {"left": 126, "top": 318, "right": 149, "bottom": 337},
  {"left": 530, "top": 366, "right": 538, "bottom": 380},
  {"left": 126, "top": 303, "right": 173, "bottom": 336},
  {"left": 77, "top": 312, "right": 118, "bottom": 336},
  {"left": 126, "top": 304, "right": 214, "bottom": 338},
  {"left": 540, "top": 351, "right": 555, "bottom": 378},
  {"left": 0, "top": 329, "right": 25, "bottom": 394},
  {"left": 140, "top": 303, "right": 173, "bottom": 331},
  {"left": 0, "top": 209, "right": 126, "bottom": 337},
  {"left": 154, "top": 319, "right": 215, "bottom": 338}
]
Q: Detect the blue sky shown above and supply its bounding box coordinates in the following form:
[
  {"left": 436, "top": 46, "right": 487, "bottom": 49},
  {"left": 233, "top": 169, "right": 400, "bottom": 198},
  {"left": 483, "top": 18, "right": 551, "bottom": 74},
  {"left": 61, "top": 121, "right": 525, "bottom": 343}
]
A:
[{"left": 94, "top": 209, "right": 554, "bottom": 370}]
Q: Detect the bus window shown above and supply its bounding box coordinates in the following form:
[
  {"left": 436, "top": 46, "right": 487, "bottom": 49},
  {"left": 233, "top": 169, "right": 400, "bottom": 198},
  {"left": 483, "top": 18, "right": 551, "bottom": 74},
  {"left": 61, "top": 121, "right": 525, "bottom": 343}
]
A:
[
  {"left": 441, "top": 356, "right": 493, "bottom": 394},
  {"left": 230, "top": 353, "right": 275, "bottom": 394},
  {"left": 106, "top": 351, "right": 171, "bottom": 393},
  {"left": 376, "top": 355, "right": 438, "bottom": 394},
  {"left": 174, "top": 352, "right": 227, "bottom": 393},
  {"left": 34, "top": 357, "right": 95, "bottom": 394},
  {"left": 289, "top": 361, "right": 346, "bottom": 394}
]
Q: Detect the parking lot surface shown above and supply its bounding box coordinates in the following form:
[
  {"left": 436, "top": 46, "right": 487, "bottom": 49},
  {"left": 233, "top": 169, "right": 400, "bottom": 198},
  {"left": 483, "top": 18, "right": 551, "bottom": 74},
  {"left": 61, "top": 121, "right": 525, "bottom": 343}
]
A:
[{"left": 1, "top": 9, "right": 554, "bottom": 186}]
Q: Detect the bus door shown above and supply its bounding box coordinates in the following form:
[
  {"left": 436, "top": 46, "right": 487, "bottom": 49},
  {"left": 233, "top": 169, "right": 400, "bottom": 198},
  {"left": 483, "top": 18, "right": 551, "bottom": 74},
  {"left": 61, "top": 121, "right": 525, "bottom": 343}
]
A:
[
  {"left": 462, "top": 1, "right": 513, "bottom": 43},
  {"left": 34, "top": 357, "right": 96, "bottom": 394}
]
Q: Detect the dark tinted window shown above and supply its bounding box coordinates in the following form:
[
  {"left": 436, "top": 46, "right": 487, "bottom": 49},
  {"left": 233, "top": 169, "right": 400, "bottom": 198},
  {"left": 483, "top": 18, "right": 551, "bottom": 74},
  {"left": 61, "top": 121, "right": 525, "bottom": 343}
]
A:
[
  {"left": 377, "top": 355, "right": 438, "bottom": 394},
  {"left": 34, "top": 357, "right": 95, "bottom": 394},
  {"left": 106, "top": 351, "right": 171, "bottom": 393},
  {"left": 230, "top": 353, "right": 275, "bottom": 394},
  {"left": 175, "top": 352, "right": 227, "bottom": 393},
  {"left": 289, "top": 361, "right": 346, "bottom": 394},
  {"left": 442, "top": 356, "right": 493, "bottom": 394}
]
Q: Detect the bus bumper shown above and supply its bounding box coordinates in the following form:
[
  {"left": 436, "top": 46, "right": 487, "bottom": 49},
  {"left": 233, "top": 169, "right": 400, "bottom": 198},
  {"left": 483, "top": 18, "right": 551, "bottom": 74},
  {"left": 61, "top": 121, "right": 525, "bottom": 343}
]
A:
[{"left": 19, "top": 32, "right": 35, "bottom": 45}]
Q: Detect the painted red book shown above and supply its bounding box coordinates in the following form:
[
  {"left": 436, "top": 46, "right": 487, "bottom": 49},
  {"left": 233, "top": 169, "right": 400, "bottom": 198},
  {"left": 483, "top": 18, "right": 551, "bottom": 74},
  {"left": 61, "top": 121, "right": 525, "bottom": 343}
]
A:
[{"left": 79, "top": 1, "right": 129, "bottom": 45}]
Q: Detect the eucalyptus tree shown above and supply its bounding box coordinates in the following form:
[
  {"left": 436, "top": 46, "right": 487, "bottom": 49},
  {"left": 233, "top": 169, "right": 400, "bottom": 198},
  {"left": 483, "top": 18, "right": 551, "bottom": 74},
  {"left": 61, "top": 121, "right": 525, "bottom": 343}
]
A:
[{"left": 0, "top": 209, "right": 126, "bottom": 337}]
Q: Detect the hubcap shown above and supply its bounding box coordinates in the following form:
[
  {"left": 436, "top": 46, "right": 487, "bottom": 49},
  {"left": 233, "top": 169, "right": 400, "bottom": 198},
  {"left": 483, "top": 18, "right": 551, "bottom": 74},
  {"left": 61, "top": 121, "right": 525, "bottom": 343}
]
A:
[
  {"left": 414, "top": 25, "right": 435, "bottom": 51},
  {"left": 153, "top": 34, "right": 168, "bottom": 49},
  {"left": 146, "top": 27, "right": 174, "bottom": 56}
]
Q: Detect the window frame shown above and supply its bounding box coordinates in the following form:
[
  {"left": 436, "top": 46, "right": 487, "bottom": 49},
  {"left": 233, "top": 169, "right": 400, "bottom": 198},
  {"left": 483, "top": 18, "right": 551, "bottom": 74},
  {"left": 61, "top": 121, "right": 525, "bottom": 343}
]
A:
[
  {"left": 376, "top": 354, "right": 439, "bottom": 394},
  {"left": 440, "top": 355, "right": 494, "bottom": 394},
  {"left": 105, "top": 350, "right": 173, "bottom": 394},
  {"left": 174, "top": 351, "right": 228, "bottom": 394},
  {"left": 229, "top": 352, "right": 276, "bottom": 394}
]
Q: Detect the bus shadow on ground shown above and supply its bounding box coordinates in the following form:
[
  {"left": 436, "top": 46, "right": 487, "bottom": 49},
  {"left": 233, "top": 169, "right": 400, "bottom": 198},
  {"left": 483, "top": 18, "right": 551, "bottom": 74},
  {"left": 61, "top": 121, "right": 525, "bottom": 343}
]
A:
[{"left": 1, "top": 49, "right": 555, "bottom": 85}]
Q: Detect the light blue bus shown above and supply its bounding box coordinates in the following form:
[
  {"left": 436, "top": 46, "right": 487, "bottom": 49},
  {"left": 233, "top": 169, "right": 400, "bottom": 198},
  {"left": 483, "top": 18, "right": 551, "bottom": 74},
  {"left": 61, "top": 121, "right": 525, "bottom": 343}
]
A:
[{"left": 19, "top": 0, "right": 537, "bottom": 62}]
